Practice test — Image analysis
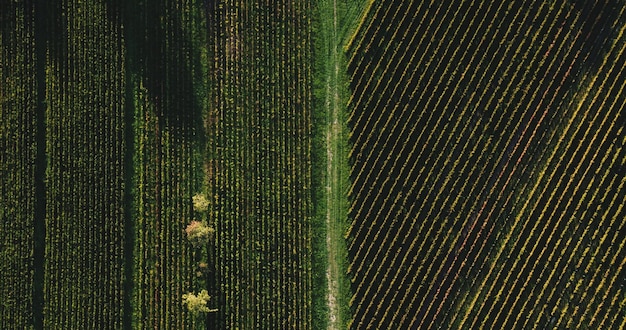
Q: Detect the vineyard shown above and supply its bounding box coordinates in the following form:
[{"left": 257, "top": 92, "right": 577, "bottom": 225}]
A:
[
  {"left": 206, "top": 0, "right": 314, "bottom": 328},
  {"left": 1, "top": 0, "right": 314, "bottom": 329},
  {"left": 345, "top": 0, "right": 626, "bottom": 329},
  {"left": 0, "top": 1, "right": 38, "bottom": 327},
  {"left": 43, "top": 0, "right": 126, "bottom": 328},
  {"left": 6, "top": 0, "right": 624, "bottom": 329}
]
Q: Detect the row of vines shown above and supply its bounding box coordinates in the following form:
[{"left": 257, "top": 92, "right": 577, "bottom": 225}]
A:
[
  {"left": 43, "top": 0, "right": 126, "bottom": 328},
  {"left": 345, "top": 0, "right": 626, "bottom": 328},
  {"left": 127, "top": 0, "right": 206, "bottom": 328},
  {"left": 1, "top": 0, "right": 203, "bottom": 328},
  {"left": 0, "top": 0, "right": 315, "bottom": 328},
  {"left": 207, "top": 0, "right": 314, "bottom": 328},
  {"left": 0, "top": 1, "right": 37, "bottom": 328}
]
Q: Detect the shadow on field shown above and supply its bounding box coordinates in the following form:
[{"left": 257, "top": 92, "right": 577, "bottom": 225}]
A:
[
  {"left": 108, "top": 0, "right": 205, "bottom": 138},
  {"left": 569, "top": 0, "right": 622, "bottom": 73},
  {"left": 104, "top": 0, "right": 212, "bottom": 328},
  {"left": 38, "top": 0, "right": 68, "bottom": 67}
]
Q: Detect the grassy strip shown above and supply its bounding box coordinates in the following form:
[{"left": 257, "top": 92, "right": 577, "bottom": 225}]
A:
[
  {"left": 310, "top": 1, "right": 330, "bottom": 326},
  {"left": 311, "top": 0, "right": 367, "bottom": 328}
]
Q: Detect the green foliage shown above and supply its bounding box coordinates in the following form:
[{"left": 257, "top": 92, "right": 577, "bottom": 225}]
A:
[
  {"left": 182, "top": 290, "right": 217, "bottom": 314},
  {"left": 192, "top": 193, "right": 209, "bottom": 213},
  {"left": 185, "top": 221, "right": 214, "bottom": 248}
]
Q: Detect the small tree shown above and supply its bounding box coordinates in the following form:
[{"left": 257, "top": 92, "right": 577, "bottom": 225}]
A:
[
  {"left": 185, "top": 220, "right": 214, "bottom": 247},
  {"left": 182, "top": 289, "right": 218, "bottom": 314},
  {"left": 192, "top": 193, "right": 209, "bottom": 213}
]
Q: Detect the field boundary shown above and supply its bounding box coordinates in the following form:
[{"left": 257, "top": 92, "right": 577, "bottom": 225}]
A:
[
  {"left": 312, "top": 0, "right": 367, "bottom": 328},
  {"left": 324, "top": 0, "right": 343, "bottom": 326}
]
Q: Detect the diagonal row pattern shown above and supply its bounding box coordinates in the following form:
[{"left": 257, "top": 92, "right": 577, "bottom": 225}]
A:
[{"left": 346, "top": 0, "right": 626, "bottom": 328}]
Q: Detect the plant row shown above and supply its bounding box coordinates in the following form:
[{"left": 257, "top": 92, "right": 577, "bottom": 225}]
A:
[
  {"left": 207, "top": 0, "right": 314, "bottom": 328},
  {"left": 0, "top": 2, "right": 37, "bottom": 328},
  {"left": 345, "top": 0, "right": 626, "bottom": 328},
  {"left": 42, "top": 0, "right": 126, "bottom": 328},
  {"left": 129, "top": 0, "right": 201, "bottom": 328}
]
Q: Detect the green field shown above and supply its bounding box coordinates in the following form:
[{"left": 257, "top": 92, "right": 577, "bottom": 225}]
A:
[
  {"left": 1, "top": 0, "right": 318, "bottom": 328},
  {"left": 0, "top": 1, "right": 38, "bottom": 327},
  {"left": 345, "top": 0, "right": 626, "bottom": 328},
  {"left": 2, "top": 0, "right": 626, "bottom": 329}
]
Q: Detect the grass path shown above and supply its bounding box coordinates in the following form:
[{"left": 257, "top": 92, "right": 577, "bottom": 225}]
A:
[
  {"left": 324, "top": 0, "right": 343, "bottom": 326},
  {"left": 316, "top": 0, "right": 368, "bottom": 328},
  {"left": 321, "top": 0, "right": 362, "bottom": 328}
]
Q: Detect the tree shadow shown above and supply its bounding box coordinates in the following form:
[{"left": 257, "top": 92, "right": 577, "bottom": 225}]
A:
[
  {"left": 107, "top": 0, "right": 205, "bottom": 138},
  {"left": 570, "top": 0, "right": 622, "bottom": 73},
  {"left": 104, "top": 0, "right": 210, "bottom": 329}
]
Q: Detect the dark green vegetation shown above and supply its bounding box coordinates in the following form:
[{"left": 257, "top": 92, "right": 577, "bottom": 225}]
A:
[
  {"left": 43, "top": 0, "right": 126, "bottom": 328},
  {"left": 1, "top": 0, "right": 315, "bottom": 328},
  {"left": 345, "top": 0, "right": 626, "bottom": 329},
  {"left": 0, "top": 1, "right": 37, "bottom": 327},
  {"left": 123, "top": 0, "right": 202, "bottom": 327},
  {"left": 310, "top": 0, "right": 366, "bottom": 328},
  {"left": 10, "top": 0, "right": 623, "bottom": 329},
  {"left": 204, "top": 0, "right": 313, "bottom": 328}
]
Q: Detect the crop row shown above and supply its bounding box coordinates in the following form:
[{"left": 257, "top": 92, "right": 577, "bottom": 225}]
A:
[
  {"left": 42, "top": 0, "right": 126, "bottom": 328},
  {"left": 428, "top": 3, "right": 605, "bottom": 327},
  {"left": 454, "top": 1, "right": 624, "bottom": 328},
  {"left": 346, "top": 0, "right": 544, "bottom": 324},
  {"left": 207, "top": 0, "right": 313, "bottom": 328},
  {"left": 129, "top": 0, "right": 200, "bottom": 328},
  {"left": 0, "top": 2, "right": 37, "bottom": 329},
  {"left": 345, "top": 0, "right": 626, "bottom": 328}
]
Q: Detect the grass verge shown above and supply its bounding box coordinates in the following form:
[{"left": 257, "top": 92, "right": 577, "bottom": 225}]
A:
[{"left": 311, "top": 0, "right": 368, "bottom": 328}]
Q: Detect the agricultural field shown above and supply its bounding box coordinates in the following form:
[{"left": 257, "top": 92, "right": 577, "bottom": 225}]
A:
[
  {"left": 345, "top": 0, "right": 626, "bottom": 329},
  {"left": 0, "top": 1, "right": 39, "bottom": 327},
  {"left": 5, "top": 0, "right": 625, "bottom": 329},
  {"left": 1, "top": 0, "right": 316, "bottom": 328},
  {"left": 204, "top": 0, "right": 314, "bottom": 328}
]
